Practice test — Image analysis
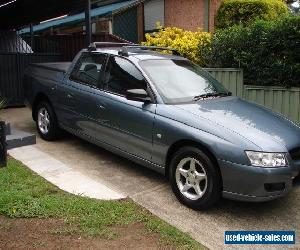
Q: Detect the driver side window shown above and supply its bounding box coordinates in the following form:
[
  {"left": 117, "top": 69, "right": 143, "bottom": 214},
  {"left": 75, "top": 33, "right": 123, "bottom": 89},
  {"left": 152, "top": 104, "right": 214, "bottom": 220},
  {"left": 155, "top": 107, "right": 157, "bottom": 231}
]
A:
[
  {"left": 104, "top": 56, "right": 147, "bottom": 96},
  {"left": 70, "top": 52, "right": 106, "bottom": 88}
]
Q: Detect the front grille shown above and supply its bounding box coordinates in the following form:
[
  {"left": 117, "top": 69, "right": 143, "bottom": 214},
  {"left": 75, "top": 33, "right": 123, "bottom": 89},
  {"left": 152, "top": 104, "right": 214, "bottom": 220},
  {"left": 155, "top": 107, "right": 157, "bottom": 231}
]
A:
[{"left": 289, "top": 147, "right": 300, "bottom": 161}]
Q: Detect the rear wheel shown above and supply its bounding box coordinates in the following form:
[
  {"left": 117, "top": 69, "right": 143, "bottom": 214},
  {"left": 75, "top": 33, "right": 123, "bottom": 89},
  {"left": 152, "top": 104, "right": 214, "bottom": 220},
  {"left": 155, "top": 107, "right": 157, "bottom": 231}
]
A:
[
  {"left": 169, "top": 146, "right": 221, "bottom": 210},
  {"left": 35, "top": 101, "right": 61, "bottom": 141}
]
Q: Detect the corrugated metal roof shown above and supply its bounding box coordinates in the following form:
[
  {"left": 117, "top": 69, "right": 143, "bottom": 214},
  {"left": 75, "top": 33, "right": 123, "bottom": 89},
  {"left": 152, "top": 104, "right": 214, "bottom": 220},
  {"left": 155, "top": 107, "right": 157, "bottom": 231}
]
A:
[
  {"left": 0, "top": 31, "right": 33, "bottom": 53},
  {"left": 19, "top": 0, "right": 138, "bottom": 34},
  {"left": 0, "top": 0, "right": 88, "bottom": 29}
]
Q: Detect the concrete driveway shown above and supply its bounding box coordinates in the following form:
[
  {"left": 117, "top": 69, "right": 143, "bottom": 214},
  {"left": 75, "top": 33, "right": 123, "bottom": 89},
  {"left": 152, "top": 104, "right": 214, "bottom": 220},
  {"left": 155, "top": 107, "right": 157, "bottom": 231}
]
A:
[{"left": 1, "top": 107, "right": 299, "bottom": 250}]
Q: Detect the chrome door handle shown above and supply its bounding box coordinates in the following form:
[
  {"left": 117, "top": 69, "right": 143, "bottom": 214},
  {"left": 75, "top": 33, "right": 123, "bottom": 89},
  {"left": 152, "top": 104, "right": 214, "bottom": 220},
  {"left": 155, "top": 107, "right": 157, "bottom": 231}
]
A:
[{"left": 67, "top": 93, "right": 74, "bottom": 99}]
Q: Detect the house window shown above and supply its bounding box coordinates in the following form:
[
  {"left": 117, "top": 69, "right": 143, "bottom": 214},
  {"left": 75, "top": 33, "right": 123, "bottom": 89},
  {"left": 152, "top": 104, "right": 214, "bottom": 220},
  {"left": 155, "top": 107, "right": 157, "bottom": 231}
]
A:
[{"left": 144, "top": 0, "right": 165, "bottom": 32}]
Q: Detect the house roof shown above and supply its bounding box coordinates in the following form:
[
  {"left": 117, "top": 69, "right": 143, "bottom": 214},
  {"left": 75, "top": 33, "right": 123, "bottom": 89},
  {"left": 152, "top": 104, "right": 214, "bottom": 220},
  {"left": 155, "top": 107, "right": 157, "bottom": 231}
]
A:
[{"left": 18, "top": 0, "right": 138, "bottom": 34}]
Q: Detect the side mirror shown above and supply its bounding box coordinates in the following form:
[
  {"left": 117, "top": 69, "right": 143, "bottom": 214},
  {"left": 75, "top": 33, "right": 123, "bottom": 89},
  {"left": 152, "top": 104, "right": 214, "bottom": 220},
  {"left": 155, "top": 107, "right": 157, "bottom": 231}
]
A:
[{"left": 126, "top": 89, "right": 151, "bottom": 103}]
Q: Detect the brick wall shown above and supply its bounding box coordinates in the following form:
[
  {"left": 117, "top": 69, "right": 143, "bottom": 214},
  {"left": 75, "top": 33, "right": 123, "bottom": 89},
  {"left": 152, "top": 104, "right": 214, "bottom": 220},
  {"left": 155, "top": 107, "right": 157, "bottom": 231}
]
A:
[
  {"left": 165, "top": 0, "right": 205, "bottom": 31},
  {"left": 164, "top": 0, "right": 219, "bottom": 32}
]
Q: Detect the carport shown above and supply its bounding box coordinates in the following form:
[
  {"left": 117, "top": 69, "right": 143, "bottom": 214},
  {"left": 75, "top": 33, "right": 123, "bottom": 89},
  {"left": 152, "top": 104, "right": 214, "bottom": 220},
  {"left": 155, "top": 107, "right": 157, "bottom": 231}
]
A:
[
  {"left": 0, "top": 0, "right": 127, "bottom": 106},
  {"left": 0, "top": 0, "right": 93, "bottom": 45}
]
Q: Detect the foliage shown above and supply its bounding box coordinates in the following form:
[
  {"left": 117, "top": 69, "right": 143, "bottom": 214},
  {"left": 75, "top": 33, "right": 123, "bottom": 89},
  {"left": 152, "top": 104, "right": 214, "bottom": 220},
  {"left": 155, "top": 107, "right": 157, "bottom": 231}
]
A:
[
  {"left": 143, "top": 27, "right": 211, "bottom": 65},
  {"left": 0, "top": 158, "right": 203, "bottom": 249},
  {"left": 205, "top": 16, "right": 300, "bottom": 87},
  {"left": 0, "top": 98, "right": 5, "bottom": 110},
  {"left": 216, "top": 0, "right": 289, "bottom": 29}
]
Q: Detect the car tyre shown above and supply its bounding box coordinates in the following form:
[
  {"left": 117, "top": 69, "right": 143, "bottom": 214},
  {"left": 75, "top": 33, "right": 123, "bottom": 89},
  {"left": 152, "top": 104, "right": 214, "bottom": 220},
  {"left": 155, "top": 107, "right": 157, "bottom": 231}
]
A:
[
  {"left": 169, "top": 146, "right": 222, "bottom": 210},
  {"left": 35, "top": 101, "right": 61, "bottom": 141}
]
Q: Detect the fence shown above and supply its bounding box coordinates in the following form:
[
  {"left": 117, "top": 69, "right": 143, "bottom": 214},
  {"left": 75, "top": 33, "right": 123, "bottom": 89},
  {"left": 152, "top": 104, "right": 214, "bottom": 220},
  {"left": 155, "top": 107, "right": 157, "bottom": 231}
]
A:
[
  {"left": 206, "top": 68, "right": 300, "bottom": 125},
  {"left": 206, "top": 68, "right": 244, "bottom": 97},
  {"left": 244, "top": 85, "right": 300, "bottom": 125},
  {"left": 0, "top": 53, "right": 62, "bottom": 106},
  {"left": 0, "top": 33, "right": 130, "bottom": 107},
  {"left": 22, "top": 33, "right": 131, "bottom": 61}
]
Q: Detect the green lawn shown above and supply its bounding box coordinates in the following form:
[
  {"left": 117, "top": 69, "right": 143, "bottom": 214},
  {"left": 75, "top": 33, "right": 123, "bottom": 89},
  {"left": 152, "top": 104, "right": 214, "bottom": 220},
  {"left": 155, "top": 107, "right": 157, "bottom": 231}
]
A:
[{"left": 0, "top": 158, "right": 204, "bottom": 250}]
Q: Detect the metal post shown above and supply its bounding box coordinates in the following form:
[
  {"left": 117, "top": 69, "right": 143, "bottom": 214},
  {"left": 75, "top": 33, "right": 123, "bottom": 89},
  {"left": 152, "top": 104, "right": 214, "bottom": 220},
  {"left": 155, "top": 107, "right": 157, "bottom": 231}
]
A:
[
  {"left": 0, "top": 121, "right": 7, "bottom": 167},
  {"left": 204, "top": 0, "right": 210, "bottom": 32},
  {"left": 30, "top": 23, "right": 34, "bottom": 50},
  {"left": 85, "top": 0, "right": 92, "bottom": 47}
]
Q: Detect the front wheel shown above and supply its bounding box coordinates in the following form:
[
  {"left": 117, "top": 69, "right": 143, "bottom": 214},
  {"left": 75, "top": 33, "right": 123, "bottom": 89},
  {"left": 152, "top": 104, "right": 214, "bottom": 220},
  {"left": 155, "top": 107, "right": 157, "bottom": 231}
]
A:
[
  {"left": 35, "top": 101, "right": 61, "bottom": 141},
  {"left": 169, "top": 146, "right": 222, "bottom": 210}
]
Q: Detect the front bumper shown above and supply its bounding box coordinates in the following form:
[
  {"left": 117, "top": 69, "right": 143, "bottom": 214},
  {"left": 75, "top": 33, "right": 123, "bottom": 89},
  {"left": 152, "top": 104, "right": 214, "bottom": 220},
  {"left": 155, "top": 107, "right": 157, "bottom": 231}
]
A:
[{"left": 218, "top": 159, "right": 300, "bottom": 202}]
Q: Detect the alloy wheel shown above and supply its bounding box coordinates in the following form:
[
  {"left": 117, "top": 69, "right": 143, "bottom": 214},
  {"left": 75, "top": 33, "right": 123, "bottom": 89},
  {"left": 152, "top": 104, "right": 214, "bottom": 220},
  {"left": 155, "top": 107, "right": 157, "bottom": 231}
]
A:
[
  {"left": 175, "top": 157, "right": 208, "bottom": 200},
  {"left": 37, "top": 107, "right": 50, "bottom": 134}
]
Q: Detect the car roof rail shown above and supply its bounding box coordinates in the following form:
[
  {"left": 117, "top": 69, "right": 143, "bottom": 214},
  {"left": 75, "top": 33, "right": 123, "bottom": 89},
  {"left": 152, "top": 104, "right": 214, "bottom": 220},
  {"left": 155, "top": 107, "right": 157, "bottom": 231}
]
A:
[
  {"left": 118, "top": 46, "right": 181, "bottom": 57},
  {"left": 88, "top": 43, "right": 181, "bottom": 56},
  {"left": 88, "top": 42, "right": 135, "bottom": 51}
]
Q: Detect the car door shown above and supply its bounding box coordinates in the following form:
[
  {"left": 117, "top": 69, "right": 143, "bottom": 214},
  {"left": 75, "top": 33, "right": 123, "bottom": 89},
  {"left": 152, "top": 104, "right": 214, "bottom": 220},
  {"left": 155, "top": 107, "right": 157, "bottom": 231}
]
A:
[
  {"left": 56, "top": 52, "right": 109, "bottom": 138},
  {"left": 99, "top": 55, "right": 156, "bottom": 162}
]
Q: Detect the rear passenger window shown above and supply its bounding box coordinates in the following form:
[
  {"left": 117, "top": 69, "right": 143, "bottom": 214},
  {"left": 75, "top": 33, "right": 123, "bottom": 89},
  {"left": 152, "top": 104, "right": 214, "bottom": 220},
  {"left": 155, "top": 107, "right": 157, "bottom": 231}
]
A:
[
  {"left": 70, "top": 53, "right": 106, "bottom": 88},
  {"left": 104, "top": 56, "right": 147, "bottom": 96}
]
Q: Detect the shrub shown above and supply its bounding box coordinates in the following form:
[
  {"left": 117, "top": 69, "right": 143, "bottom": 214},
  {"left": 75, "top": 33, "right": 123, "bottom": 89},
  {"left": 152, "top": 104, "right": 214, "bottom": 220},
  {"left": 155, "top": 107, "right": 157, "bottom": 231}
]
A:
[
  {"left": 216, "top": 0, "right": 289, "bottom": 29},
  {"left": 0, "top": 98, "right": 5, "bottom": 110},
  {"left": 143, "top": 27, "right": 211, "bottom": 65},
  {"left": 206, "top": 16, "right": 300, "bottom": 87}
]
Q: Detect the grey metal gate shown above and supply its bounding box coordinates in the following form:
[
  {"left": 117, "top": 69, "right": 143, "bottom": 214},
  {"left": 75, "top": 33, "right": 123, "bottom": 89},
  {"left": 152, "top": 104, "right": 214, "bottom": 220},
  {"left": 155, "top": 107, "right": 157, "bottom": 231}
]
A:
[
  {"left": 113, "top": 7, "right": 138, "bottom": 43},
  {"left": 0, "top": 53, "right": 62, "bottom": 106}
]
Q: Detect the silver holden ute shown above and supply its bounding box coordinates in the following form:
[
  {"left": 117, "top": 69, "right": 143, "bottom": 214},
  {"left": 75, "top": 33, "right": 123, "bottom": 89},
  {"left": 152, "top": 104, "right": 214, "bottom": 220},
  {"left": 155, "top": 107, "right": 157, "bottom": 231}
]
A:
[{"left": 23, "top": 43, "right": 300, "bottom": 210}]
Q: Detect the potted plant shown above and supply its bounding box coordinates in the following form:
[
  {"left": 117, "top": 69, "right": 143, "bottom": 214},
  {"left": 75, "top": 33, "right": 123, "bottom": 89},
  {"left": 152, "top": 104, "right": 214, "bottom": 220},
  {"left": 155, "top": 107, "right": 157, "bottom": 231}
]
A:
[{"left": 0, "top": 98, "right": 7, "bottom": 167}]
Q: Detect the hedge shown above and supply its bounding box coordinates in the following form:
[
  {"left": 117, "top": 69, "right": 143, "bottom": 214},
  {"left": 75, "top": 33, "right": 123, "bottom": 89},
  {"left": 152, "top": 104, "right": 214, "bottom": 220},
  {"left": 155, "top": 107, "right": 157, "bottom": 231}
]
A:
[
  {"left": 216, "top": 0, "right": 288, "bottom": 29},
  {"left": 143, "top": 27, "right": 211, "bottom": 65},
  {"left": 206, "top": 16, "right": 300, "bottom": 87}
]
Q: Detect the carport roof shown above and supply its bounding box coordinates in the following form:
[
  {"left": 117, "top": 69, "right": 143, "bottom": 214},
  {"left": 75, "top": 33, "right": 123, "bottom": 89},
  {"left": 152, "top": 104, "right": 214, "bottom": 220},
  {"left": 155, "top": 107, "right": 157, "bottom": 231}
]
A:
[
  {"left": 18, "top": 0, "right": 137, "bottom": 34},
  {"left": 0, "top": 0, "right": 88, "bottom": 29},
  {"left": 0, "top": 0, "right": 138, "bottom": 30}
]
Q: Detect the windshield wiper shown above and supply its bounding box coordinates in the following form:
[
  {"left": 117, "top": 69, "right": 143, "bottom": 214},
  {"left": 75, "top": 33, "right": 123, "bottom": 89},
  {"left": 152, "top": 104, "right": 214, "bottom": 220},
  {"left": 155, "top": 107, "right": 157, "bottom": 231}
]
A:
[{"left": 193, "top": 91, "right": 232, "bottom": 101}]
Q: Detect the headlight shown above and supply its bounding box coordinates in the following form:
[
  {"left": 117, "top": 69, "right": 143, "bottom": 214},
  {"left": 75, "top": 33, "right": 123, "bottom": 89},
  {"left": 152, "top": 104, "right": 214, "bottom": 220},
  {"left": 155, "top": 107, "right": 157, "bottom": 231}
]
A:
[{"left": 245, "top": 151, "right": 287, "bottom": 167}]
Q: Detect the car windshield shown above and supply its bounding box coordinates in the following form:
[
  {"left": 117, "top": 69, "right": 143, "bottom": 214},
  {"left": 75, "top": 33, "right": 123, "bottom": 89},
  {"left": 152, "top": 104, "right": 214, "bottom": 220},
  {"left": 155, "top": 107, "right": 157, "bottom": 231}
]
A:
[{"left": 139, "top": 59, "right": 229, "bottom": 104}]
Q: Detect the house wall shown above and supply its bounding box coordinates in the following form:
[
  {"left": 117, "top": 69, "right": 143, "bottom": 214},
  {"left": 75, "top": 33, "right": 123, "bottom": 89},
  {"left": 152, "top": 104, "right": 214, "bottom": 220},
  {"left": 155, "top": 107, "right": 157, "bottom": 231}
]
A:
[
  {"left": 164, "top": 0, "right": 205, "bottom": 31},
  {"left": 164, "top": 0, "right": 219, "bottom": 32}
]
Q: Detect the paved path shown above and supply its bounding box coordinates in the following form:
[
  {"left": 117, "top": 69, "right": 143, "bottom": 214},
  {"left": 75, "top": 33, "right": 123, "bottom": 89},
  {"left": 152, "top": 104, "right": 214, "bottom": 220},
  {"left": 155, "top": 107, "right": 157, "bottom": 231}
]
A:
[
  {"left": 2, "top": 107, "right": 300, "bottom": 250},
  {"left": 9, "top": 146, "right": 125, "bottom": 200}
]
